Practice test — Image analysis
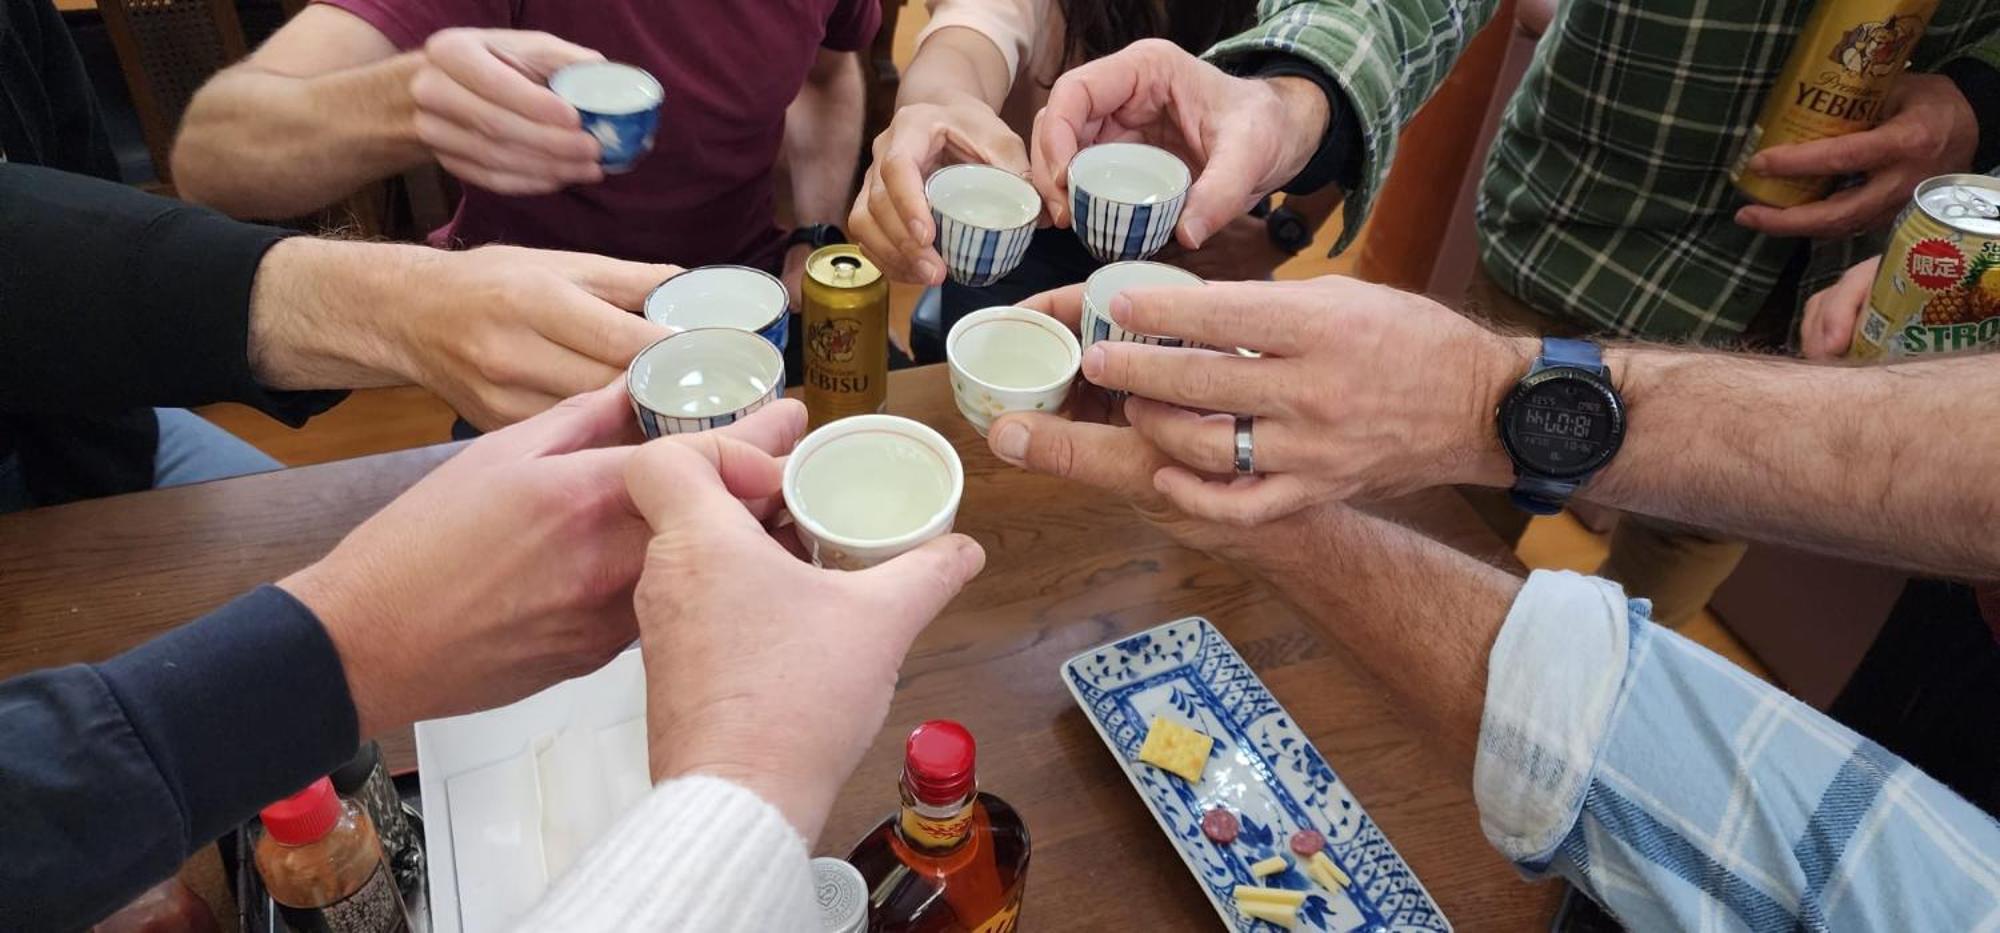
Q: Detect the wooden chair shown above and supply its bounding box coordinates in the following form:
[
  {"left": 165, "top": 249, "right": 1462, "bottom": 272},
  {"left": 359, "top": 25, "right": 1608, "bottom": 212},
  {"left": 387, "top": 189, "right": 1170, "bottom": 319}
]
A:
[{"left": 96, "top": 0, "right": 248, "bottom": 192}]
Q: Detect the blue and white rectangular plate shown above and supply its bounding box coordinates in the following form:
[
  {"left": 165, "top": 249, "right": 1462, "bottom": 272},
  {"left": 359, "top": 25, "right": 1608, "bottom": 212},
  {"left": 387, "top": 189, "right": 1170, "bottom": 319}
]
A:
[{"left": 1063, "top": 617, "right": 1450, "bottom": 932}]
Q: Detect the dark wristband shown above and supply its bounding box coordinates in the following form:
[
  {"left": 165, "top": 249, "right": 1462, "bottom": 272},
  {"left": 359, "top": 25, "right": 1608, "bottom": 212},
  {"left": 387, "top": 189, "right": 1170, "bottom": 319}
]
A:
[
  {"left": 1244, "top": 54, "right": 1364, "bottom": 196},
  {"left": 1939, "top": 57, "right": 2000, "bottom": 174}
]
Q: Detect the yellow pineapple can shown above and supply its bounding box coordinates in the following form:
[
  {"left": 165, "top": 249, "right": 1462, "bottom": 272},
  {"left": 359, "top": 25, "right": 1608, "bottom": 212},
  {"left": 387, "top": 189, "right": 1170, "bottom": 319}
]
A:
[
  {"left": 1731, "top": 0, "right": 1938, "bottom": 207},
  {"left": 802, "top": 244, "right": 890, "bottom": 428},
  {"left": 1851, "top": 174, "right": 2000, "bottom": 359}
]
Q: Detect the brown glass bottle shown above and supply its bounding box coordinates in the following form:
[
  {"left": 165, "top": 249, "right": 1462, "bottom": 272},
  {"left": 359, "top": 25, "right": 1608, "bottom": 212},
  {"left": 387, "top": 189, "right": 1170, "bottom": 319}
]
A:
[
  {"left": 254, "top": 777, "right": 411, "bottom": 933},
  {"left": 845, "top": 721, "right": 1031, "bottom": 932}
]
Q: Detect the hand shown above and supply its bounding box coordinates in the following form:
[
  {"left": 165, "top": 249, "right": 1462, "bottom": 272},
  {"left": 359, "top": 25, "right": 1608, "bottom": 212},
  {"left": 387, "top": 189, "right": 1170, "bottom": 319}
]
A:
[
  {"left": 411, "top": 29, "right": 607, "bottom": 195},
  {"left": 1801, "top": 255, "right": 1881, "bottom": 360},
  {"left": 1735, "top": 74, "right": 1979, "bottom": 238},
  {"left": 627, "top": 434, "right": 986, "bottom": 842},
  {"left": 395, "top": 245, "right": 675, "bottom": 429},
  {"left": 848, "top": 95, "right": 1032, "bottom": 285},
  {"left": 1031, "top": 39, "right": 1330, "bottom": 248},
  {"left": 279, "top": 383, "right": 809, "bottom": 739},
  {"left": 996, "top": 277, "right": 1526, "bottom": 525},
  {"left": 1153, "top": 213, "right": 1292, "bottom": 281}
]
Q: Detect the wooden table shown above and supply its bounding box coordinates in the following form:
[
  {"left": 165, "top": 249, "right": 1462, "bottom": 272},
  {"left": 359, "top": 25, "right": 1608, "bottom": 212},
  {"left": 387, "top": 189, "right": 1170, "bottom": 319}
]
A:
[{"left": 0, "top": 366, "right": 1557, "bottom": 930}]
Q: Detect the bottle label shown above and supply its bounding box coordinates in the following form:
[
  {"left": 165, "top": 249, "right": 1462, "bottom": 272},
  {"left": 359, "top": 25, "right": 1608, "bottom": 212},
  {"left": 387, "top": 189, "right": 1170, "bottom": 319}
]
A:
[
  {"left": 900, "top": 800, "right": 975, "bottom": 848},
  {"left": 972, "top": 902, "right": 1022, "bottom": 933},
  {"left": 275, "top": 862, "right": 409, "bottom": 933}
]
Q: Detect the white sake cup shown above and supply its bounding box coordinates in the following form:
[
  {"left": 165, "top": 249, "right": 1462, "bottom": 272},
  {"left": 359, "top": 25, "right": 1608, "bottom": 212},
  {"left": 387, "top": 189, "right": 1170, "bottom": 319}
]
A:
[
  {"left": 1067, "top": 142, "right": 1191, "bottom": 263},
  {"left": 643, "top": 265, "right": 791, "bottom": 352},
  {"left": 927, "top": 164, "right": 1040, "bottom": 287},
  {"left": 946, "top": 306, "right": 1081, "bottom": 436},
  {"left": 1081, "top": 261, "right": 1205, "bottom": 350},
  {"left": 783, "top": 415, "right": 963, "bottom": 570},
  {"left": 626, "top": 328, "right": 784, "bottom": 437}
]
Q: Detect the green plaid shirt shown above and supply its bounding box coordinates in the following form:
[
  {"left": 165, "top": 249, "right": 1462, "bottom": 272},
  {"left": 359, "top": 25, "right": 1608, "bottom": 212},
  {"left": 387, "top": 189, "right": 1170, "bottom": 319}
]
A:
[{"left": 1212, "top": 0, "right": 2000, "bottom": 342}]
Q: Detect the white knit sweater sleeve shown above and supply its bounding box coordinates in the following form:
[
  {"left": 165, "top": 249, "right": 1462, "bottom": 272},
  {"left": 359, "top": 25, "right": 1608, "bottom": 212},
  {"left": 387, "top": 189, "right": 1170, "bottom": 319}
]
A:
[{"left": 514, "top": 775, "right": 820, "bottom": 932}]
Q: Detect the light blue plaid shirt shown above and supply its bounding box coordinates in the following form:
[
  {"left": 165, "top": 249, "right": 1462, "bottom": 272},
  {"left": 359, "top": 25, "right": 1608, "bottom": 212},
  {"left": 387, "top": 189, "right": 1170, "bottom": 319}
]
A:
[{"left": 1477, "top": 570, "right": 2000, "bottom": 930}]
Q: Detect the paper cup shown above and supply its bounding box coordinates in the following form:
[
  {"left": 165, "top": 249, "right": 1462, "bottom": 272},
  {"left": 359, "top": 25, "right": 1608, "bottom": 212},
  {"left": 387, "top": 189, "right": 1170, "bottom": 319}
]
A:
[
  {"left": 1067, "top": 143, "right": 1190, "bottom": 263},
  {"left": 550, "top": 61, "right": 663, "bottom": 173},
  {"left": 927, "top": 164, "right": 1039, "bottom": 287},
  {"left": 643, "top": 265, "right": 790, "bottom": 352},
  {"left": 783, "top": 415, "right": 963, "bottom": 570},
  {"left": 626, "top": 328, "right": 783, "bottom": 437},
  {"left": 946, "top": 306, "right": 1081, "bottom": 436}
]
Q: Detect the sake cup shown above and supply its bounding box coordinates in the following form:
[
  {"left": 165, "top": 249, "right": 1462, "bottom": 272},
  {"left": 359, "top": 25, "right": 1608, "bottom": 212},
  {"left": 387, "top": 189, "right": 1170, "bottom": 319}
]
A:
[
  {"left": 626, "top": 328, "right": 783, "bottom": 438},
  {"left": 643, "top": 265, "right": 790, "bottom": 352},
  {"left": 927, "top": 164, "right": 1040, "bottom": 287},
  {"left": 1081, "top": 261, "right": 1204, "bottom": 350},
  {"left": 550, "top": 61, "right": 663, "bottom": 174},
  {"left": 1067, "top": 142, "right": 1190, "bottom": 263},
  {"left": 946, "top": 306, "right": 1081, "bottom": 436},
  {"left": 782, "top": 415, "right": 963, "bottom": 570}
]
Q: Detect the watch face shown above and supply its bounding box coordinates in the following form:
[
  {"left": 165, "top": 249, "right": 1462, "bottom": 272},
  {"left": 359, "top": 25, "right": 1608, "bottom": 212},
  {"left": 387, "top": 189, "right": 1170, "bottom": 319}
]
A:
[{"left": 1500, "top": 368, "right": 1624, "bottom": 479}]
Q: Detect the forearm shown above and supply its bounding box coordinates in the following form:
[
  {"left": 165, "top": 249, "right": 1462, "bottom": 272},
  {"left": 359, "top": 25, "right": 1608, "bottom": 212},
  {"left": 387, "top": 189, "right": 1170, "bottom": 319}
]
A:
[
  {"left": 784, "top": 54, "right": 866, "bottom": 227},
  {"left": 247, "top": 238, "right": 434, "bottom": 394},
  {"left": 897, "top": 26, "right": 1013, "bottom": 111},
  {"left": 0, "top": 588, "right": 359, "bottom": 930},
  {"left": 173, "top": 55, "right": 429, "bottom": 219}
]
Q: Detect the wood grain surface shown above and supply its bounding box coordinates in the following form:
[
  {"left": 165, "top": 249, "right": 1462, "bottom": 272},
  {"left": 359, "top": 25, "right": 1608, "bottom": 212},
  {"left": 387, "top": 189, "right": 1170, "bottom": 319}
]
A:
[{"left": 0, "top": 365, "right": 1557, "bottom": 930}]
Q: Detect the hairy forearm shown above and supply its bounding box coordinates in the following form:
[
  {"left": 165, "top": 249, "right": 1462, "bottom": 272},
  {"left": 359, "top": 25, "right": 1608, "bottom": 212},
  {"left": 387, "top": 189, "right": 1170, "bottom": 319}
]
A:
[
  {"left": 784, "top": 55, "right": 866, "bottom": 227},
  {"left": 896, "top": 27, "right": 1013, "bottom": 111},
  {"left": 173, "top": 55, "right": 429, "bottom": 219},
  {"left": 1216, "top": 503, "right": 1520, "bottom": 765},
  {"left": 248, "top": 238, "right": 427, "bottom": 392},
  {"left": 1584, "top": 348, "right": 2000, "bottom": 580}
]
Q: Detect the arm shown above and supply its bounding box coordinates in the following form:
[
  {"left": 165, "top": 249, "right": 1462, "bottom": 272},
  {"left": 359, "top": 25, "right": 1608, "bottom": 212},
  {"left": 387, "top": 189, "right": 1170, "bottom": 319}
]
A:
[
  {"left": 172, "top": 6, "right": 429, "bottom": 219},
  {"left": 1203, "top": 0, "right": 1504, "bottom": 251},
  {"left": 784, "top": 49, "right": 867, "bottom": 231}
]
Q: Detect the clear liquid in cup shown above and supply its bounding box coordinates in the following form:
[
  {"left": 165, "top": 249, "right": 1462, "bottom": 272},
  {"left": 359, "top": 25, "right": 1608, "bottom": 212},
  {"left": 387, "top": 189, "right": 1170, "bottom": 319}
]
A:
[
  {"left": 794, "top": 432, "right": 952, "bottom": 540},
  {"left": 1072, "top": 161, "right": 1178, "bottom": 205},
  {"left": 956, "top": 320, "right": 1072, "bottom": 388},
  {"left": 934, "top": 186, "right": 1036, "bottom": 229}
]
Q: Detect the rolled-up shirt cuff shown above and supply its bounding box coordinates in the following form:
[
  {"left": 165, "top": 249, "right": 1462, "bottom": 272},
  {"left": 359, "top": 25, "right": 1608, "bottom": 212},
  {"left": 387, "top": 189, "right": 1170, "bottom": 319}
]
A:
[{"left": 1473, "top": 570, "right": 1647, "bottom": 872}]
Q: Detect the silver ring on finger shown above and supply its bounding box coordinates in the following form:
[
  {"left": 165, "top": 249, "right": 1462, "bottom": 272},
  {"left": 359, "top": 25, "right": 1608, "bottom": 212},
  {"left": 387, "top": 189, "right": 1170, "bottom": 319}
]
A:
[{"left": 1234, "top": 414, "right": 1256, "bottom": 475}]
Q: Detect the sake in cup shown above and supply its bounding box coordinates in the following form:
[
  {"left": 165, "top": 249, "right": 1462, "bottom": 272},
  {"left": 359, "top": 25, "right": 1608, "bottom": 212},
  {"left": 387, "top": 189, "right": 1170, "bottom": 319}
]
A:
[
  {"left": 1080, "top": 261, "right": 1204, "bottom": 350},
  {"left": 782, "top": 415, "right": 963, "bottom": 570},
  {"left": 550, "top": 61, "right": 663, "bottom": 174},
  {"left": 946, "top": 306, "right": 1081, "bottom": 436},
  {"left": 927, "top": 164, "right": 1039, "bottom": 287},
  {"left": 643, "top": 265, "right": 790, "bottom": 352},
  {"left": 626, "top": 328, "right": 783, "bottom": 437},
  {"left": 1067, "top": 142, "right": 1190, "bottom": 263}
]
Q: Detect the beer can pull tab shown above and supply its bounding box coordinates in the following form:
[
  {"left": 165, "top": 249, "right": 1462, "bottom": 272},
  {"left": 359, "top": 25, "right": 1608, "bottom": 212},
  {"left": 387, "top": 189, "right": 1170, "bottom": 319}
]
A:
[{"left": 831, "top": 255, "right": 862, "bottom": 286}]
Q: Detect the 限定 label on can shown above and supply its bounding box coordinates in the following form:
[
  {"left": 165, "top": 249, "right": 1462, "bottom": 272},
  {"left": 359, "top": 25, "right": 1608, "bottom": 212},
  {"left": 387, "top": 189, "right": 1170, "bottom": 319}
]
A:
[
  {"left": 1852, "top": 174, "right": 2000, "bottom": 359},
  {"left": 1731, "top": 0, "right": 1938, "bottom": 207},
  {"left": 802, "top": 245, "right": 889, "bottom": 428}
]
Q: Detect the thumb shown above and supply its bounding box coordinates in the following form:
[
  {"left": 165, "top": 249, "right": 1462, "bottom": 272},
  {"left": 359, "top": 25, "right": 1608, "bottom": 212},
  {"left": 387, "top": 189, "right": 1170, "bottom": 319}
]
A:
[
  {"left": 477, "top": 377, "right": 637, "bottom": 459},
  {"left": 1179, "top": 140, "right": 1264, "bottom": 248},
  {"left": 853, "top": 533, "right": 986, "bottom": 640},
  {"left": 577, "top": 258, "right": 685, "bottom": 312},
  {"left": 491, "top": 30, "right": 606, "bottom": 81},
  {"left": 624, "top": 434, "right": 785, "bottom": 535}
]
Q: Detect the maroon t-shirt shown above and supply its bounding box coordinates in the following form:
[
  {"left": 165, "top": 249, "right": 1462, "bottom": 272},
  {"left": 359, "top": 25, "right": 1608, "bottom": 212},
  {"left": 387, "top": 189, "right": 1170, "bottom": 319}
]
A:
[{"left": 319, "top": 0, "right": 879, "bottom": 270}]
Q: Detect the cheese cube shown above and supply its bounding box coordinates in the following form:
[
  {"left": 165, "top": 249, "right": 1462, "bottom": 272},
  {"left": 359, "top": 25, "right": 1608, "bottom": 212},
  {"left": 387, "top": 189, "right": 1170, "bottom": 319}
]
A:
[
  {"left": 1312, "top": 852, "right": 1352, "bottom": 888},
  {"left": 1136, "top": 717, "right": 1213, "bottom": 784},
  {"left": 1249, "top": 855, "right": 1288, "bottom": 878},
  {"left": 1232, "top": 885, "right": 1307, "bottom": 907},
  {"left": 1237, "top": 900, "right": 1299, "bottom": 929}
]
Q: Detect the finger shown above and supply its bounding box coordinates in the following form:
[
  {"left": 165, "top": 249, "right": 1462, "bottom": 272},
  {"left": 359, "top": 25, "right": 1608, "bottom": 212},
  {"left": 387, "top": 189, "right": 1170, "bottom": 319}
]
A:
[
  {"left": 710, "top": 398, "right": 808, "bottom": 460},
  {"left": 558, "top": 257, "right": 684, "bottom": 311},
  {"left": 851, "top": 533, "right": 986, "bottom": 641},
  {"left": 536, "top": 287, "right": 671, "bottom": 367},
  {"left": 1123, "top": 397, "right": 1305, "bottom": 474},
  {"left": 1083, "top": 343, "right": 1282, "bottom": 415},
  {"left": 1015, "top": 283, "right": 1086, "bottom": 333},
  {"left": 1154, "top": 466, "right": 1319, "bottom": 526},
  {"left": 413, "top": 111, "right": 601, "bottom": 184},
  {"left": 987, "top": 412, "right": 1168, "bottom": 501},
  {"left": 624, "top": 433, "right": 786, "bottom": 538},
  {"left": 1029, "top": 105, "right": 1077, "bottom": 226},
  {"left": 1110, "top": 281, "right": 1309, "bottom": 355},
  {"left": 847, "top": 200, "right": 918, "bottom": 284},
  {"left": 431, "top": 30, "right": 595, "bottom": 127},
  {"left": 477, "top": 378, "right": 635, "bottom": 457},
  {"left": 879, "top": 148, "right": 937, "bottom": 248},
  {"left": 434, "top": 153, "right": 577, "bottom": 197},
  {"left": 1746, "top": 126, "right": 1903, "bottom": 177},
  {"left": 411, "top": 63, "right": 599, "bottom": 160},
  {"left": 1734, "top": 173, "right": 1907, "bottom": 238},
  {"left": 866, "top": 170, "right": 938, "bottom": 283},
  {"left": 1178, "top": 141, "right": 1265, "bottom": 248}
]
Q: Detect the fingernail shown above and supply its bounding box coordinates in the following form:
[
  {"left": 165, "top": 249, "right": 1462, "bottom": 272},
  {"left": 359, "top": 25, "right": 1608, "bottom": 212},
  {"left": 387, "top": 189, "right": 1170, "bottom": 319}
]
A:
[
  {"left": 1081, "top": 344, "right": 1106, "bottom": 381},
  {"left": 1183, "top": 217, "right": 1209, "bottom": 245},
  {"left": 991, "top": 422, "right": 1029, "bottom": 464},
  {"left": 1110, "top": 294, "right": 1132, "bottom": 325}
]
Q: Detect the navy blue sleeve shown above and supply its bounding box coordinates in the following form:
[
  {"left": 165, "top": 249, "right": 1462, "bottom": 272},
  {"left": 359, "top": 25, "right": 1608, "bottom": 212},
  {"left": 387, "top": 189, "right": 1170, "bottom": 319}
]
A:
[{"left": 0, "top": 586, "right": 360, "bottom": 931}]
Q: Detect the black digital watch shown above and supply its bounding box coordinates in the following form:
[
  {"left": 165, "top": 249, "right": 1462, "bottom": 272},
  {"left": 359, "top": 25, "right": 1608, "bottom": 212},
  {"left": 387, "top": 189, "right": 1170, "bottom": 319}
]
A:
[
  {"left": 786, "top": 223, "right": 846, "bottom": 252},
  {"left": 1496, "top": 337, "right": 1626, "bottom": 515}
]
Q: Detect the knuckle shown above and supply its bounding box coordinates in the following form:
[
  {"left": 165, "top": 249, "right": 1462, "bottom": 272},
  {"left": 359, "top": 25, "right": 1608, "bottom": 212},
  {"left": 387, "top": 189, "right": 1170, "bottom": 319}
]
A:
[{"left": 1036, "top": 430, "right": 1079, "bottom": 479}]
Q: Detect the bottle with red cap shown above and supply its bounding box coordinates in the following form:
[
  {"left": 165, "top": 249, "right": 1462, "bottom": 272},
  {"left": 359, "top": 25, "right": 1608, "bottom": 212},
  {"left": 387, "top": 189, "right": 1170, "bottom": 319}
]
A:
[
  {"left": 844, "top": 720, "right": 1031, "bottom": 932},
  {"left": 253, "top": 777, "right": 411, "bottom": 933}
]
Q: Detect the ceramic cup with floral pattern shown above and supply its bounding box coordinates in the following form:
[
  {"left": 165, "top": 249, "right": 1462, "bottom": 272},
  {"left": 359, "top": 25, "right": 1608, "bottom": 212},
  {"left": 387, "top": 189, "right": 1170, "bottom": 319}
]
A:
[{"left": 945, "top": 306, "right": 1082, "bottom": 437}]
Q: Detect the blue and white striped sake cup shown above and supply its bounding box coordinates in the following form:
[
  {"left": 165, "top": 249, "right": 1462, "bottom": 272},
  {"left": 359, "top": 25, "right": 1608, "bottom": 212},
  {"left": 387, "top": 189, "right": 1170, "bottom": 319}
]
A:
[
  {"left": 550, "top": 61, "right": 663, "bottom": 174},
  {"left": 626, "top": 328, "right": 783, "bottom": 438},
  {"left": 926, "top": 164, "right": 1039, "bottom": 287},
  {"left": 1080, "top": 261, "right": 1204, "bottom": 350},
  {"left": 643, "top": 265, "right": 790, "bottom": 352},
  {"left": 1067, "top": 143, "right": 1190, "bottom": 264}
]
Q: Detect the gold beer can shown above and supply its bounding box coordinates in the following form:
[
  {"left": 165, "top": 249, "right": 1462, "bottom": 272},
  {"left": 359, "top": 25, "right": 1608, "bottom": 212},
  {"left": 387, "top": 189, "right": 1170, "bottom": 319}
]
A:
[
  {"left": 1731, "top": 0, "right": 1938, "bottom": 207},
  {"left": 1851, "top": 174, "right": 2000, "bottom": 360},
  {"left": 802, "top": 244, "right": 890, "bottom": 427}
]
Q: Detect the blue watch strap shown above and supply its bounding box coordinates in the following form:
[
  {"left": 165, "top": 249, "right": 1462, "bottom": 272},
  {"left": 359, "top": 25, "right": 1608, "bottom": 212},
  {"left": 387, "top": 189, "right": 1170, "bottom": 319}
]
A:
[
  {"left": 1539, "top": 337, "right": 1605, "bottom": 374},
  {"left": 1507, "top": 338, "right": 1607, "bottom": 514}
]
